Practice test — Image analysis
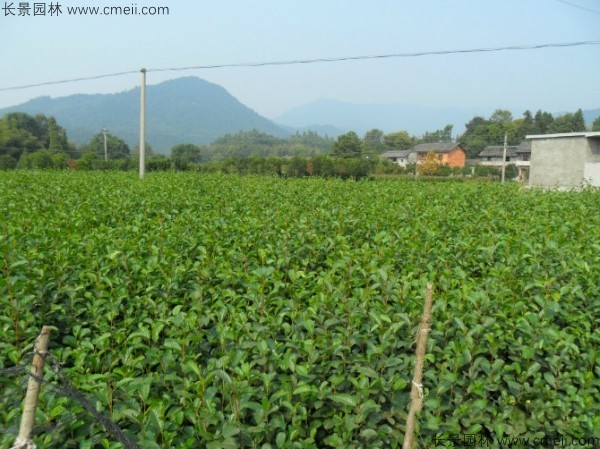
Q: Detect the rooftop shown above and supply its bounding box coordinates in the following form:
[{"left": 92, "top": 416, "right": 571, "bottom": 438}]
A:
[
  {"left": 478, "top": 146, "right": 519, "bottom": 158},
  {"left": 410, "top": 142, "right": 464, "bottom": 154},
  {"left": 380, "top": 150, "right": 411, "bottom": 158},
  {"left": 526, "top": 132, "right": 600, "bottom": 140}
]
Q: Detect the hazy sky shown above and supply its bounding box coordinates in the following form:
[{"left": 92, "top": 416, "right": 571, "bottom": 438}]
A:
[{"left": 1, "top": 0, "right": 599, "bottom": 119}]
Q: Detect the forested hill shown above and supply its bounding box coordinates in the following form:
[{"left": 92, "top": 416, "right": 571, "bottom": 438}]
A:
[{"left": 0, "top": 77, "right": 288, "bottom": 152}]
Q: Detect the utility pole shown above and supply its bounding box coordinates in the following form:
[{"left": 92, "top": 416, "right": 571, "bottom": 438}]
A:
[
  {"left": 12, "top": 326, "right": 51, "bottom": 449},
  {"left": 501, "top": 133, "right": 507, "bottom": 183},
  {"left": 102, "top": 127, "right": 108, "bottom": 162},
  {"left": 139, "top": 68, "right": 146, "bottom": 179}
]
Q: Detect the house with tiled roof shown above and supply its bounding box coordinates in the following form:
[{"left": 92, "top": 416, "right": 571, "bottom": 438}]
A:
[
  {"left": 411, "top": 142, "right": 466, "bottom": 167},
  {"left": 380, "top": 142, "right": 466, "bottom": 168},
  {"left": 378, "top": 149, "right": 412, "bottom": 167},
  {"left": 477, "top": 141, "right": 531, "bottom": 179}
]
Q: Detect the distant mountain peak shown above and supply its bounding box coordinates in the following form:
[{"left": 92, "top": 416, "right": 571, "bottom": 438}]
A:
[{"left": 0, "top": 76, "right": 287, "bottom": 153}]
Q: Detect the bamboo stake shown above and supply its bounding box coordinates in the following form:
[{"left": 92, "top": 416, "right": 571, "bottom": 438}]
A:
[
  {"left": 11, "top": 326, "right": 51, "bottom": 449},
  {"left": 403, "top": 284, "right": 434, "bottom": 449}
]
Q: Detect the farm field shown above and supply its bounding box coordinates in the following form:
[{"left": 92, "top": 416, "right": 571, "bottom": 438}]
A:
[{"left": 1, "top": 171, "right": 599, "bottom": 448}]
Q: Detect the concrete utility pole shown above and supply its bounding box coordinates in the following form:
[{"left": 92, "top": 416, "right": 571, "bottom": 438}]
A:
[
  {"left": 102, "top": 127, "right": 108, "bottom": 162},
  {"left": 12, "top": 326, "right": 51, "bottom": 449},
  {"left": 139, "top": 68, "right": 146, "bottom": 179},
  {"left": 501, "top": 133, "right": 507, "bottom": 183}
]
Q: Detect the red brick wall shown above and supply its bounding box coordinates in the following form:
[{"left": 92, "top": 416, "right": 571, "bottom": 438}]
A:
[{"left": 442, "top": 148, "right": 466, "bottom": 167}]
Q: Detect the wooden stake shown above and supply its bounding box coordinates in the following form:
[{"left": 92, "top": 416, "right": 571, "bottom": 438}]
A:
[
  {"left": 403, "top": 284, "right": 434, "bottom": 449},
  {"left": 11, "top": 326, "right": 51, "bottom": 449}
]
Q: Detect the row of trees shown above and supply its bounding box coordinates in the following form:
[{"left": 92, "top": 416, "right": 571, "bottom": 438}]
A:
[
  {"left": 169, "top": 125, "right": 456, "bottom": 165},
  {"left": 0, "top": 112, "right": 129, "bottom": 168},
  {"left": 2, "top": 109, "right": 599, "bottom": 171},
  {"left": 328, "top": 109, "right": 596, "bottom": 160},
  {"left": 458, "top": 109, "right": 595, "bottom": 157},
  {"left": 309, "top": 108, "right": 597, "bottom": 160},
  {"left": 170, "top": 130, "right": 334, "bottom": 166},
  {"left": 329, "top": 125, "right": 454, "bottom": 158}
]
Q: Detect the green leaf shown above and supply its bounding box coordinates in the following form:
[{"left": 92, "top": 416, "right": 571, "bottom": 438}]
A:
[
  {"left": 222, "top": 424, "right": 240, "bottom": 438},
  {"left": 526, "top": 362, "right": 541, "bottom": 378},
  {"left": 209, "top": 438, "right": 238, "bottom": 449},
  {"left": 276, "top": 432, "right": 286, "bottom": 448},
  {"left": 293, "top": 384, "right": 314, "bottom": 395},
  {"left": 329, "top": 393, "right": 358, "bottom": 408},
  {"left": 164, "top": 338, "right": 182, "bottom": 351},
  {"left": 360, "top": 428, "right": 378, "bottom": 439},
  {"left": 356, "top": 366, "right": 379, "bottom": 378}
]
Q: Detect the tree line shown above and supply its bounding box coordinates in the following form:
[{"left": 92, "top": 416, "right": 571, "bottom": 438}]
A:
[
  {"left": 459, "top": 108, "right": 592, "bottom": 158},
  {"left": 1, "top": 108, "right": 598, "bottom": 171}
]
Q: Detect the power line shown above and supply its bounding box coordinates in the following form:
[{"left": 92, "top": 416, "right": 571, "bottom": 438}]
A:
[
  {"left": 0, "top": 41, "right": 599, "bottom": 93},
  {"left": 147, "top": 41, "right": 600, "bottom": 73},
  {"left": 554, "top": 0, "right": 600, "bottom": 15},
  {"left": 0, "top": 70, "right": 138, "bottom": 92}
]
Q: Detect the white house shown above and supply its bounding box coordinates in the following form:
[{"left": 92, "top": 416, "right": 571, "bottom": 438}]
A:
[{"left": 379, "top": 150, "right": 412, "bottom": 167}]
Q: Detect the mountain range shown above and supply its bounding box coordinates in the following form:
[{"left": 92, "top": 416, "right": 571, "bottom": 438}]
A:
[
  {"left": 1, "top": 76, "right": 598, "bottom": 153},
  {"left": 0, "top": 77, "right": 287, "bottom": 152}
]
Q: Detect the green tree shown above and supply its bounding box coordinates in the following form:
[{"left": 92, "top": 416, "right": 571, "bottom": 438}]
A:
[
  {"left": 331, "top": 131, "right": 362, "bottom": 158},
  {"left": 171, "top": 143, "right": 205, "bottom": 164},
  {"left": 534, "top": 110, "right": 554, "bottom": 134},
  {"left": 17, "top": 149, "right": 54, "bottom": 169},
  {"left": 458, "top": 116, "right": 491, "bottom": 158},
  {"left": 310, "top": 155, "right": 336, "bottom": 177},
  {"left": 286, "top": 156, "right": 308, "bottom": 177},
  {"left": 77, "top": 151, "right": 101, "bottom": 170},
  {"left": 383, "top": 131, "right": 414, "bottom": 151},
  {"left": 146, "top": 155, "right": 171, "bottom": 171},
  {"left": 459, "top": 111, "right": 524, "bottom": 158},
  {"left": 505, "top": 164, "right": 518, "bottom": 180},
  {"left": 362, "top": 129, "right": 385, "bottom": 155},
  {"left": 52, "top": 152, "right": 69, "bottom": 169},
  {"left": 490, "top": 109, "right": 513, "bottom": 124},
  {"left": 488, "top": 109, "right": 517, "bottom": 144},
  {"left": 0, "top": 154, "right": 17, "bottom": 169},
  {"left": 418, "top": 124, "right": 453, "bottom": 143},
  {"left": 592, "top": 116, "right": 600, "bottom": 132},
  {"left": 513, "top": 110, "right": 537, "bottom": 141},
  {"left": 47, "top": 117, "right": 69, "bottom": 152},
  {"left": 550, "top": 109, "right": 586, "bottom": 133},
  {"left": 132, "top": 142, "right": 155, "bottom": 157},
  {"left": 288, "top": 131, "right": 334, "bottom": 153},
  {"left": 0, "top": 113, "right": 49, "bottom": 156},
  {"left": 83, "top": 132, "right": 130, "bottom": 159},
  {"left": 474, "top": 165, "right": 500, "bottom": 178}
]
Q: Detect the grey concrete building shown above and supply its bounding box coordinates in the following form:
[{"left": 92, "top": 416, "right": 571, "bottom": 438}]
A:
[{"left": 527, "top": 132, "right": 600, "bottom": 187}]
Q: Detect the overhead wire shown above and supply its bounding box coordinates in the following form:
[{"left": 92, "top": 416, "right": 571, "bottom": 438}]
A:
[
  {"left": 146, "top": 41, "right": 600, "bottom": 73},
  {"left": 0, "top": 70, "right": 139, "bottom": 92},
  {"left": 0, "top": 41, "right": 599, "bottom": 93},
  {"left": 554, "top": 0, "right": 600, "bottom": 15}
]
